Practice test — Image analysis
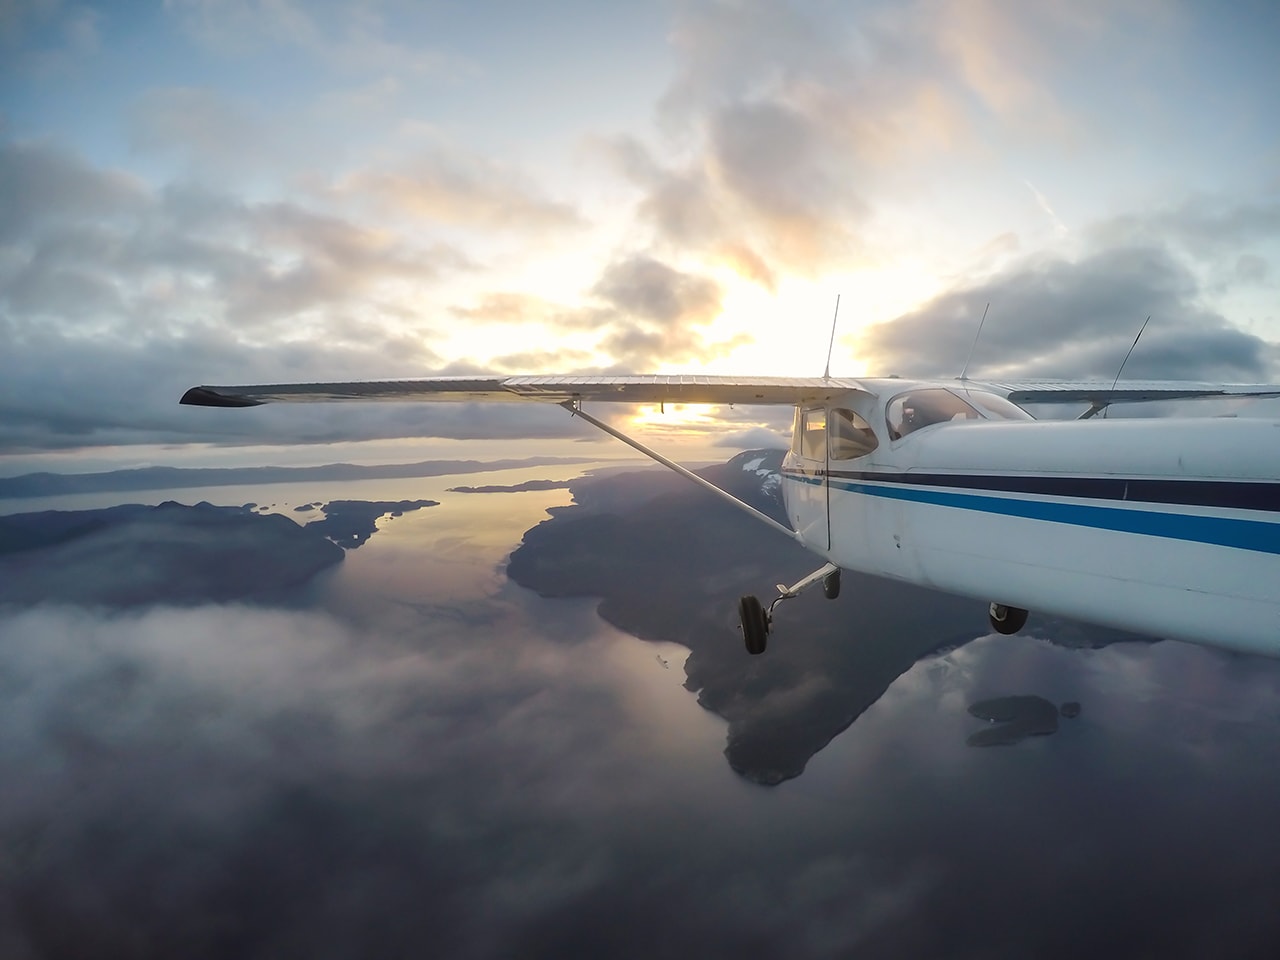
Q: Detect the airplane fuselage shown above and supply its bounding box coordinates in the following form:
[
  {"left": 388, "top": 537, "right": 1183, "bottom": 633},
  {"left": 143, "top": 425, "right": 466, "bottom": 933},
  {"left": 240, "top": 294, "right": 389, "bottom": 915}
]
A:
[{"left": 782, "top": 386, "right": 1280, "bottom": 655}]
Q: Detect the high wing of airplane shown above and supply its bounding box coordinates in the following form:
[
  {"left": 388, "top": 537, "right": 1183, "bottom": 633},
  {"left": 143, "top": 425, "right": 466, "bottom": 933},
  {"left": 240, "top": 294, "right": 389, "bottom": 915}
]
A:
[{"left": 182, "top": 374, "right": 1280, "bottom": 658}]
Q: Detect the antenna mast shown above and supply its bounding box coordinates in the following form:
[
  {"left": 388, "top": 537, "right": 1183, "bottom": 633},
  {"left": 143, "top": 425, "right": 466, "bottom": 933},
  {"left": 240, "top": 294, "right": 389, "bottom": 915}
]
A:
[
  {"left": 959, "top": 302, "right": 990, "bottom": 381},
  {"left": 1100, "top": 315, "right": 1151, "bottom": 419},
  {"left": 1111, "top": 315, "right": 1151, "bottom": 391},
  {"left": 822, "top": 294, "right": 841, "bottom": 380}
]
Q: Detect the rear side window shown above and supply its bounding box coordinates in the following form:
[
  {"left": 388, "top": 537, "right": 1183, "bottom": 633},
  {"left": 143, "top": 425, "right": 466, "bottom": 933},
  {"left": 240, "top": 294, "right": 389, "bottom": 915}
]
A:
[{"left": 829, "top": 408, "right": 878, "bottom": 459}]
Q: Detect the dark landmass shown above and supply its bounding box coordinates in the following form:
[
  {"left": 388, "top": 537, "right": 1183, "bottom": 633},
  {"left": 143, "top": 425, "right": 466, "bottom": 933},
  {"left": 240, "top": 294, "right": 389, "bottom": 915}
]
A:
[
  {"left": 508, "top": 449, "right": 1155, "bottom": 784},
  {"left": 0, "top": 456, "right": 595, "bottom": 499},
  {"left": 307, "top": 499, "right": 438, "bottom": 549},
  {"left": 0, "top": 502, "right": 344, "bottom": 607},
  {"left": 507, "top": 450, "right": 992, "bottom": 785},
  {"left": 0, "top": 497, "right": 437, "bottom": 606},
  {"left": 966, "top": 695, "right": 1061, "bottom": 746},
  {"left": 448, "top": 479, "right": 573, "bottom": 494}
]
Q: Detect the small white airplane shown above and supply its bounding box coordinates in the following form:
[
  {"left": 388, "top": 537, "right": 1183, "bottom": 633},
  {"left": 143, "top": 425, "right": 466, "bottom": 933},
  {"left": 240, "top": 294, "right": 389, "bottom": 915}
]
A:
[{"left": 182, "top": 373, "right": 1280, "bottom": 658}]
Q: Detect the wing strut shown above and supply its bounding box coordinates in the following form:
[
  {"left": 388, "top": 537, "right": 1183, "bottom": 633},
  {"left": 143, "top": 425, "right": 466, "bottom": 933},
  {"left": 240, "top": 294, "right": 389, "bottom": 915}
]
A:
[{"left": 560, "top": 401, "right": 801, "bottom": 543}]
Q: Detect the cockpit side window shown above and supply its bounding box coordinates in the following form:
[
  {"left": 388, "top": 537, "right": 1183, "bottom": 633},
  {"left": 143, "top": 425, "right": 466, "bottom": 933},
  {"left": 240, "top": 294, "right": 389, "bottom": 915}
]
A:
[
  {"left": 886, "top": 389, "right": 980, "bottom": 440},
  {"left": 828, "top": 408, "right": 878, "bottom": 460}
]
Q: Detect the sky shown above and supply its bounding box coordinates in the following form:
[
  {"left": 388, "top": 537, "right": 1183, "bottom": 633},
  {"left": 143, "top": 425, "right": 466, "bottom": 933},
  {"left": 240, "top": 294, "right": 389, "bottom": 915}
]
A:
[{"left": 2, "top": 0, "right": 1279, "bottom": 463}]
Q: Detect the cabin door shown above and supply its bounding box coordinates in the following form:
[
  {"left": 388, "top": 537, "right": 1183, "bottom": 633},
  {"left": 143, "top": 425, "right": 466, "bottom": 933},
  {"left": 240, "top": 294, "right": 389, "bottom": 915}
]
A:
[{"left": 788, "top": 406, "right": 831, "bottom": 550}]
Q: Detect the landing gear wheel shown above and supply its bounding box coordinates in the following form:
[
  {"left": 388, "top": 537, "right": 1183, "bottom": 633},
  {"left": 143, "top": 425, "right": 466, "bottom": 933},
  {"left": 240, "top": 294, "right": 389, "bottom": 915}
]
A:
[
  {"left": 822, "top": 568, "right": 841, "bottom": 600},
  {"left": 988, "top": 603, "right": 1029, "bottom": 635},
  {"left": 739, "top": 595, "right": 769, "bottom": 655}
]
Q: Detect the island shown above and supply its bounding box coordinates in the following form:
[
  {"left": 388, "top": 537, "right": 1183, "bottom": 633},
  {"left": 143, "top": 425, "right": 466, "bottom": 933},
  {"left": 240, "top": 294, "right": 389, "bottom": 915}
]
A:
[
  {"left": 0, "top": 498, "right": 438, "bottom": 607},
  {"left": 507, "top": 449, "right": 992, "bottom": 785}
]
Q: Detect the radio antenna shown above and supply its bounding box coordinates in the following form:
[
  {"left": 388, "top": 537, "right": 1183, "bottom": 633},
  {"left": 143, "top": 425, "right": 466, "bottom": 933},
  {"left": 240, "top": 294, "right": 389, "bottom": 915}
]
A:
[
  {"left": 959, "top": 302, "right": 990, "bottom": 381},
  {"left": 1111, "top": 315, "right": 1151, "bottom": 390},
  {"left": 822, "top": 293, "right": 841, "bottom": 380},
  {"left": 1102, "top": 315, "right": 1151, "bottom": 419}
]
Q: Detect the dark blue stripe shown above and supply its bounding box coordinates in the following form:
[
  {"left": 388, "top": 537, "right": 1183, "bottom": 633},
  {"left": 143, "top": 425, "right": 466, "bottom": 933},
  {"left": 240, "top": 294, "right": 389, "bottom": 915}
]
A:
[
  {"left": 824, "top": 469, "right": 1280, "bottom": 512},
  {"left": 782, "top": 472, "right": 1280, "bottom": 555}
]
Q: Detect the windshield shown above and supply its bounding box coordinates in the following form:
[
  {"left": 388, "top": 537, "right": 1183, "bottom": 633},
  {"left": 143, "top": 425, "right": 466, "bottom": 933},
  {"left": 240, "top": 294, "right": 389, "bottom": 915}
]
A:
[
  {"left": 886, "top": 388, "right": 1034, "bottom": 440},
  {"left": 958, "top": 390, "right": 1035, "bottom": 421}
]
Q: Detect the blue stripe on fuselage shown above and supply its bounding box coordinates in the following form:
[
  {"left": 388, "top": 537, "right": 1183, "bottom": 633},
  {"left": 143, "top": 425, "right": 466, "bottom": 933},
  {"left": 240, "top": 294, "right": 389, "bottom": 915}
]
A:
[{"left": 781, "top": 471, "right": 1280, "bottom": 555}]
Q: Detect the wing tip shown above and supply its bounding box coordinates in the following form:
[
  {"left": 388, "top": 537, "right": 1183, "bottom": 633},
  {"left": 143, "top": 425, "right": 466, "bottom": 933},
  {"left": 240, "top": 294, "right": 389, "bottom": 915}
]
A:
[{"left": 180, "top": 386, "right": 263, "bottom": 408}]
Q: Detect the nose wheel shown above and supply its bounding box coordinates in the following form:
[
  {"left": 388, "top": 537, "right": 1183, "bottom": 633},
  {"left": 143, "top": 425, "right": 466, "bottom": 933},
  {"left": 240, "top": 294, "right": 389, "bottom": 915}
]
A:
[{"left": 988, "top": 602, "right": 1029, "bottom": 635}]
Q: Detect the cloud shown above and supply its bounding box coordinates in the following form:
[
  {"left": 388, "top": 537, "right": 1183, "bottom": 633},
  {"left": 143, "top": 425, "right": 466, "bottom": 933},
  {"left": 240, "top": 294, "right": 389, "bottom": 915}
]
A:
[
  {"left": 0, "top": 0, "right": 100, "bottom": 76},
  {"left": 855, "top": 244, "right": 1279, "bottom": 380},
  {"left": 593, "top": 255, "right": 719, "bottom": 327},
  {"left": 164, "top": 0, "right": 468, "bottom": 78},
  {"left": 0, "top": 601, "right": 614, "bottom": 954},
  {"left": 450, "top": 291, "right": 606, "bottom": 329},
  {"left": 1089, "top": 195, "right": 1280, "bottom": 293},
  {"left": 0, "top": 139, "right": 145, "bottom": 242},
  {"left": 338, "top": 147, "right": 584, "bottom": 231},
  {"left": 5, "top": 526, "right": 1280, "bottom": 955},
  {"left": 453, "top": 257, "right": 750, "bottom": 374},
  {"left": 0, "top": 596, "right": 928, "bottom": 957},
  {"left": 128, "top": 87, "right": 276, "bottom": 178},
  {"left": 0, "top": 140, "right": 747, "bottom": 449},
  {"left": 1, "top": 140, "right": 460, "bottom": 330},
  {"left": 0, "top": 321, "right": 618, "bottom": 449},
  {"left": 711, "top": 425, "right": 790, "bottom": 450},
  {"left": 591, "top": 255, "right": 747, "bottom": 369},
  {"left": 0, "top": 140, "right": 598, "bottom": 449},
  {"left": 601, "top": 0, "right": 990, "bottom": 280}
]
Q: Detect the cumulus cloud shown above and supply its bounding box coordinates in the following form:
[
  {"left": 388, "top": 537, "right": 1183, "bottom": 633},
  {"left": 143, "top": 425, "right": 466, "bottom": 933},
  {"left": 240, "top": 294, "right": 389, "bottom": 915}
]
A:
[
  {"left": 0, "top": 139, "right": 741, "bottom": 450},
  {"left": 593, "top": 255, "right": 719, "bottom": 327},
  {"left": 602, "top": 0, "right": 1094, "bottom": 283},
  {"left": 591, "top": 255, "right": 748, "bottom": 369},
  {"left": 0, "top": 139, "right": 145, "bottom": 242},
  {"left": 1, "top": 140, "right": 456, "bottom": 331},
  {"left": 452, "top": 256, "right": 747, "bottom": 373},
  {"left": 1089, "top": 196, "right": 1280, "bottom": 300},
  {"left": 855, "top": 245, "right": 1279, "bottom": 380},
  {"left": 0, "top": 140, "right": 594, "bottom": 449}
]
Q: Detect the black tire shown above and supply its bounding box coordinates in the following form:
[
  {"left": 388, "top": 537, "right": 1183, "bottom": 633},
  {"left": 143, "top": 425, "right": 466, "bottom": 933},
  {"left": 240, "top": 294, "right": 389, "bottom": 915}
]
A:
[
  {"left": 739, "top": 595, "right": 768, "bottom": 655},
  {"left": 988, "top": 603, "right": 1029, "bottom": 635},
  {"left": 822, "top": 568, "right": 841, "bottom": 600}
]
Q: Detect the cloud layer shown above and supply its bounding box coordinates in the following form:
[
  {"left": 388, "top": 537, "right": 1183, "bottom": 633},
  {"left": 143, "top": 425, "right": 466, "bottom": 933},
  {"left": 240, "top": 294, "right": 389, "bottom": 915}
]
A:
[{"left": 4, "top": 580, "right": 1280, "bottom": 957}]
